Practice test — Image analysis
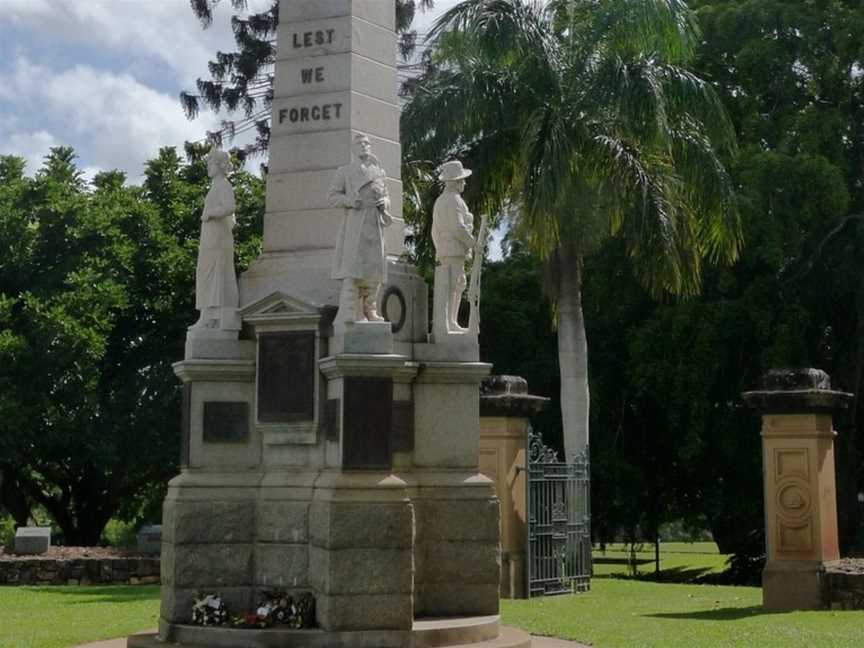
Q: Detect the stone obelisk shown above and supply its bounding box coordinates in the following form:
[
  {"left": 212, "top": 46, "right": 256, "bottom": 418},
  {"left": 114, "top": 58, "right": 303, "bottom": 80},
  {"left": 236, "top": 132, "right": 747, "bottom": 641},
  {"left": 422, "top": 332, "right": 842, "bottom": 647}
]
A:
[{"left": 240, "top": 0, "right": 411, "bottom": 313}]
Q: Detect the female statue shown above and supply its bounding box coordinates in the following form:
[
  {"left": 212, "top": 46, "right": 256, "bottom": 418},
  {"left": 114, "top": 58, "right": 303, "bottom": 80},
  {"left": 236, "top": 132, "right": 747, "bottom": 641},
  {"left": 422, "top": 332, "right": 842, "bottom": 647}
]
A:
[{"left": 191, "top": 147, "right": 239, "bottom": 330}]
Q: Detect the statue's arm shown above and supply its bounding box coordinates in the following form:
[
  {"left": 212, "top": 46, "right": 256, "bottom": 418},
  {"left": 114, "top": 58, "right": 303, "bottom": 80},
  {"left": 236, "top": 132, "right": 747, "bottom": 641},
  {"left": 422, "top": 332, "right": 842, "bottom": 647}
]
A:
[
  {"left": 203, "top": 184, "right": 236, "bottom": 221},
  {"left": 328, "top": 168, "right": 352, "bottom": 209},
  {"left": 455, "top": 200, "right": 476, "bottom": 248},
  {"left": 378, "top": 175, "right": 391, "bottom": 211}
]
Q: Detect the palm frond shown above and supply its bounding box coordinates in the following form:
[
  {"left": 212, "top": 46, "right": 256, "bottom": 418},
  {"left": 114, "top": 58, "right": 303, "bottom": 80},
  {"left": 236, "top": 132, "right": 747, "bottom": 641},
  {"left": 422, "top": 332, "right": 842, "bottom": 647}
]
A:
[{"left": 574, "top": 0, "right": 700, "bottom": 64}]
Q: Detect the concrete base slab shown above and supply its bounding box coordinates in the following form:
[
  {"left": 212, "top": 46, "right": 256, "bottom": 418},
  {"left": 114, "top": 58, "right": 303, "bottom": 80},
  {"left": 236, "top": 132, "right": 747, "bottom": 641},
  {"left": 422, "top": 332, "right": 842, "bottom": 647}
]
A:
[
  {"left": 80, "top": 626, "right": 589, "bottom": 648},
  {"left": 13, "top": 527, "right": 51, "bottom": 555},
  {"left": 115, "top": 617, "right": 593, "bottom": 648}
]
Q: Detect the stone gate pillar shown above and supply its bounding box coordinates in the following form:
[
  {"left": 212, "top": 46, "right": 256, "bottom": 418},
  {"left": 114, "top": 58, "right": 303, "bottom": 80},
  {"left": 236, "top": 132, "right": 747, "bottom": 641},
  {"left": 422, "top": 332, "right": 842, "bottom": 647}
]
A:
[
  {"left": 743, "top": 368, "right": 852, "bottom": 610},
  {"left": 479, "top": 375, "right": 549, "bottom": 599}
]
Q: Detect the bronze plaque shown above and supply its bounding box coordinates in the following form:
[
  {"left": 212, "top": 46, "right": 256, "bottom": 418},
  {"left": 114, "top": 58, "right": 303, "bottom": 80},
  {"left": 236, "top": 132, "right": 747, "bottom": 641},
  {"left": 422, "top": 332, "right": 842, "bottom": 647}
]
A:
[
  {"left": 391, "top": 401, "right": 414, "bottom": 452},
  {"left": 180, "top": 383, "right": 191, "bottom": 467},
  {"left": 343, "top": 378, "right": 393, "bottom": 469},
  {"left": 258, "top": 332, "right": 315, "bottom": 423},
  {"left": 203, "top": 402, "right": 250, "bottom": 443}
]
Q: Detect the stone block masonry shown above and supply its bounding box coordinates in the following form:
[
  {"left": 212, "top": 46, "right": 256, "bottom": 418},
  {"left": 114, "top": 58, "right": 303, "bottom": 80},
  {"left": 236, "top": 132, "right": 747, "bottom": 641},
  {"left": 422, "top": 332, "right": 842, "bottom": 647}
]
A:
[{"left": 0, "top": 555, "right": 160, "bottom": 586}]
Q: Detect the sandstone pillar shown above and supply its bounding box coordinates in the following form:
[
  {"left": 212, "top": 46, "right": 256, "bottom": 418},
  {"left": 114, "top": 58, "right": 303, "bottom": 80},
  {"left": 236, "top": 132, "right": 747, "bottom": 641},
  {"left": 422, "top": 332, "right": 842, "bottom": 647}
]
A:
[
  {"left": 479, "top": 376, "right": 549, "bottom": 598},
  {"left": 743, "top": 368, "right": 852, "bottom": 610}
]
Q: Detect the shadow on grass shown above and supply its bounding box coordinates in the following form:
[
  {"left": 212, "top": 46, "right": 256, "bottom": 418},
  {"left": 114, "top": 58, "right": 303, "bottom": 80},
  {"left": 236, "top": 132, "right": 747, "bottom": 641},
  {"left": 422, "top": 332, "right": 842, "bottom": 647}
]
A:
[
  {"left": 595, "top": 565, "right": 715, "bottom": 584},
  {"left": 645, "top": 606, "right": 790, "bottom": 621},
  {"left": 24, "top": 585, "right": 160, "bottom": 604},
  {"left": 593, "top": 557, "right": 653, "bottom": 566}
]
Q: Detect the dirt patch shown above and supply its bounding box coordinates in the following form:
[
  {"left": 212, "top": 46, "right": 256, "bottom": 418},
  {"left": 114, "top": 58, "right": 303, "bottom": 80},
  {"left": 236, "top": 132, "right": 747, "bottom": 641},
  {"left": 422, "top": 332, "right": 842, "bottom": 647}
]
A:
[{"left": 0, "top": 546, "right": 147, "bottom": 561}]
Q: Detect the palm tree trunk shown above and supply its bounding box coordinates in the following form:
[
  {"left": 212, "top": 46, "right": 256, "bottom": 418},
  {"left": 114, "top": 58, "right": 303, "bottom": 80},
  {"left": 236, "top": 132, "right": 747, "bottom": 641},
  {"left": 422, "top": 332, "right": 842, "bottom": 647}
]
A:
[{"left": 557, "top": 243, "right": 589, "bottom": 461}]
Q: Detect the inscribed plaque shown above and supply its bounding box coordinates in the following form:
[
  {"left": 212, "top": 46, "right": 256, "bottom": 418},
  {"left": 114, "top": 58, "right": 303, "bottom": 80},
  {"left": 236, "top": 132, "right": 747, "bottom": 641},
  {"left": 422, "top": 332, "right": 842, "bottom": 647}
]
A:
[
  {"left": 258, "top": 332, "right": 316, "bottom": 423},
  {"left": 343, "top": 378, "right": 393, "bottom": 469}
]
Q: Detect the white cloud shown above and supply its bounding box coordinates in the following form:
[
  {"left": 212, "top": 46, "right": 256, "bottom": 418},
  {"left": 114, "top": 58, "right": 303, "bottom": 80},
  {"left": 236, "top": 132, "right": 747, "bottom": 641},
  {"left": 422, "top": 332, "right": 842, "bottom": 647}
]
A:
[
  {"left": 0, "top": 54, "right": 222, "bottom": 182},
  {"left": 1, "top": 129, "right": 59, "bottom": 173},
  {"left": 414, "top": 0, "right": 463, "bottom": 35},
  {"left": 0, "top": 0, "right": 452, "bottom": 182},
  {"left": 4, "top": 0, "right": 273, "bottom": 88}
]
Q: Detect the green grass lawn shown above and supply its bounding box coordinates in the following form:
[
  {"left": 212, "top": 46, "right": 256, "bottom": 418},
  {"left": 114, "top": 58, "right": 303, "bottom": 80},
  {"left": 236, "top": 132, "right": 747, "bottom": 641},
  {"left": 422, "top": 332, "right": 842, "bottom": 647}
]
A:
[
  {"left": 0, "top": 585, "right": 159, "bottom": 648},
  {"left": 592, "top": 542, "right": 730, "bottom": 580},
  {"left": 502, "top": 578, "right": 864, "bottom": 647},
  {"left": 4, "top": 555, "right": 864, "bottom": 648}
]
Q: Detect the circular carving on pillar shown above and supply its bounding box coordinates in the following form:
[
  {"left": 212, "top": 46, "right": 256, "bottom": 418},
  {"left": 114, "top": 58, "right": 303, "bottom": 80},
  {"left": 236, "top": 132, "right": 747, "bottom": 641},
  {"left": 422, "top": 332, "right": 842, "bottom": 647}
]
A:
[
  {"left": 381, "top": 286, "right": 407, "bottom": 334},
  {"left": 777, "top": 481, "right": 811, "bottom": 519}
]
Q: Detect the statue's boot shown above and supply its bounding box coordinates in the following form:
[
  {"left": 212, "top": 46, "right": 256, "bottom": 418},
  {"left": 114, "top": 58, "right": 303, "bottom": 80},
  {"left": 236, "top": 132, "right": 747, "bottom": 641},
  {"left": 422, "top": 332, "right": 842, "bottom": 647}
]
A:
[
  {"left": 360, "top": 284, "right": 384, "bottom": 322},
  {"left": 364, "top": 297, "right": 386, "bottom": 323},
  {"left": 335, "top": 282, "right": 361, "bottom": 330},
  {"left": 189, "top": 307, "right": 220, "bottom": 330},
  {"left": 355, "top": 284, "right": 369, "bottom": 322},
  {"left": 448, "top": 292, "right": 468, "bottom": 332}
]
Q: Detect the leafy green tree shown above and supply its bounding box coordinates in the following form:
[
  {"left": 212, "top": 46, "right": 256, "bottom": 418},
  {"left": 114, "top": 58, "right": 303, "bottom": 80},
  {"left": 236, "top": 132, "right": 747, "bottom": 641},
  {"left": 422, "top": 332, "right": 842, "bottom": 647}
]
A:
[
  {"left": 586, "top": 0, "right": 864, "bottom": 569},
  {"left": 0, "top": 146, "right": 264, "bottom": 544},
  {"left": 403, "top": 0, "right": 741, "bottom": 461},
  {"left": 182, "top": 0, "right": 434, "bottom": 156},
  {"left": 480, "top": 240, "right": 562, "bottom": 441}
]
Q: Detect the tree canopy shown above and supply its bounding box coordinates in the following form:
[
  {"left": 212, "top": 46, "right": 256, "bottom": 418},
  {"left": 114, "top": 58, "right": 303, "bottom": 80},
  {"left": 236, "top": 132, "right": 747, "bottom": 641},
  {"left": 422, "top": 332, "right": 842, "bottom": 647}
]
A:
[{"left": 0, "top": 146, "right": 264, "bottom": 544}]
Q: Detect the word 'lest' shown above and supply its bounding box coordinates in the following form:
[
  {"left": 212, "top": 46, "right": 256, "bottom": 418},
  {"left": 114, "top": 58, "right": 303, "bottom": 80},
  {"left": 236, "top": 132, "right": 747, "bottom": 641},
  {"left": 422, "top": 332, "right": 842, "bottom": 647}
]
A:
[{"left": 292, "top": 29, "right": 336, "bottom": 49}]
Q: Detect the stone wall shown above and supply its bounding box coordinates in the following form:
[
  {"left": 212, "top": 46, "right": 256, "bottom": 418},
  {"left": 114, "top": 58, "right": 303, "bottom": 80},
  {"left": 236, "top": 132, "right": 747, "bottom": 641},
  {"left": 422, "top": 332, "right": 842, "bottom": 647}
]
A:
[
  {"left": 0, "top": 556, "right": 160, "bottom": 586},
  {"left": 826, "top": 559, "right": 864, "bottom": 610}
]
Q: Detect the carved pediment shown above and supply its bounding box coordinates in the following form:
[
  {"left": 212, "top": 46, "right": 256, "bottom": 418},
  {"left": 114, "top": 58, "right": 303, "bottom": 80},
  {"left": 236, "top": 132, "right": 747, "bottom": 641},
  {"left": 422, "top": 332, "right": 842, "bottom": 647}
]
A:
[{"left": 240, "top": 291, "right": 323, "bottom": 327}]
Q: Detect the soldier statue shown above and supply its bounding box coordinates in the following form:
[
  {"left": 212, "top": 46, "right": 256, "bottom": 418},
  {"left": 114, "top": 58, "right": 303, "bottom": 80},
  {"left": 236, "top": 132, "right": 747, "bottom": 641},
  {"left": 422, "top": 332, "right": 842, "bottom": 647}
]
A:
[
  {"left": 432, "top": 160, "right": 476, "bottom": 337},
  {"left": 328, "top": 134, "right": 393, "bottom": 329}
]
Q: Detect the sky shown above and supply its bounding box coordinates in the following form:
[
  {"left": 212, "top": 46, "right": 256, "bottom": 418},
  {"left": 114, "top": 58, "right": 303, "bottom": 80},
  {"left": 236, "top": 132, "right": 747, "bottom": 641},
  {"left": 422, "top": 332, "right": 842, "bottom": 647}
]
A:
[{"left": 0, "top": 0, "right": 461, "bottom": 183}]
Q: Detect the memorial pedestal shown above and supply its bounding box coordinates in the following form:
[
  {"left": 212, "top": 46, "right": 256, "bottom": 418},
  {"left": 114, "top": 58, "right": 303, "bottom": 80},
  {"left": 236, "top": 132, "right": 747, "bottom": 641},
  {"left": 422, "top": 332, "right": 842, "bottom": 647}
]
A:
[
  {"left": 309, "top": 472, "right": 414, "bottom": 631},
  {"left": 149, "top": 0, "right": 503, "bottom": 643},
  {"left": 410, "top": 362, "right": 499, "bottom": 617}
]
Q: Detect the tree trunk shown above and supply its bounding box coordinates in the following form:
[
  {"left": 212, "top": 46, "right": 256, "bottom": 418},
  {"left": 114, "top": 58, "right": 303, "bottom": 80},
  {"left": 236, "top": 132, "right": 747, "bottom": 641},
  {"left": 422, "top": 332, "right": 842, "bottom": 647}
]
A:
[
  {"left": 557, "top": 243, "right": 590, "bottom": 461},
  {"left": 0, "top": 467, "right": 32, "bottom": 528}
]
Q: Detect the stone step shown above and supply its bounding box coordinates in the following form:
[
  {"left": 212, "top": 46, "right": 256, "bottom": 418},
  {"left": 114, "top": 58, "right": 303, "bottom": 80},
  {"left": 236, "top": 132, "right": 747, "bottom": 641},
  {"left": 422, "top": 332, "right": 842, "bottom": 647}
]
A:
[
  {"left": 458, "top": 626, "right": 533, "bottom": 648},
  {"left": 414, "top": 615, "right": 500, "bottom": 646},
  {"left": 87, "top": 626, "right": 589, "bottom": 648}
]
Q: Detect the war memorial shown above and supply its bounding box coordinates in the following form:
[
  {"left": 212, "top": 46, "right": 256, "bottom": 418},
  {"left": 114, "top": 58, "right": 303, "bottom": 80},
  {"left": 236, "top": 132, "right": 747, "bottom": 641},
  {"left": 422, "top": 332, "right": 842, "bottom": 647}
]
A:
[{"left": 128, "top": 1, "right": 528, "bottom": 646}]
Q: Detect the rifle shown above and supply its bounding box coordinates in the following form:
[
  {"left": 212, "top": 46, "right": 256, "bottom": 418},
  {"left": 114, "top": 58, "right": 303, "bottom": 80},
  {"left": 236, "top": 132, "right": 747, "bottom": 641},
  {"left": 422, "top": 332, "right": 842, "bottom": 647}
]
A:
[{"left": 467, "top": 213, "right": 489, "bottom": 335}]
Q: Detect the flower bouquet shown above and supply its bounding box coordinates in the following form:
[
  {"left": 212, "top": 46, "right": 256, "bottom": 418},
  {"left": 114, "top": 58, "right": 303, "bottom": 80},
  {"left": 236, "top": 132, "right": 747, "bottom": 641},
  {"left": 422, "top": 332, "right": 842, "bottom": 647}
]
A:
[
  {"left": 229, "top": 591, "right": 316, "bottom": 629},
  {"left": 190, "top": 592, "right": 229, "bottom": 626}
]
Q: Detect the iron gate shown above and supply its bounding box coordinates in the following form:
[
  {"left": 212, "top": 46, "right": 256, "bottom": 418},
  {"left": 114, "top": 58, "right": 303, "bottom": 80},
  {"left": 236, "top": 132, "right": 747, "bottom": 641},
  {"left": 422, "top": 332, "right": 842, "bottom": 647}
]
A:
[{"left": 526, "top": 430, "right": 592, "bottom": 596}]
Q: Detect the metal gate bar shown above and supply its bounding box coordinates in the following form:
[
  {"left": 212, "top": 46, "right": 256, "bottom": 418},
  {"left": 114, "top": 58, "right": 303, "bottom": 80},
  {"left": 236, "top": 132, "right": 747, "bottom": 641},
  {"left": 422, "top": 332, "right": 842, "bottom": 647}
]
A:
[{"left": 526, "top": 430, "right": 591, "bottom": 597}]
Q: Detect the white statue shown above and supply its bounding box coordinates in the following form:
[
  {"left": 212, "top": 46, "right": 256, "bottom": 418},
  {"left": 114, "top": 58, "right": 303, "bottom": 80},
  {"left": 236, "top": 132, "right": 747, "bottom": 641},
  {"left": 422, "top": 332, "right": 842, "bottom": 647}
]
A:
[
  {"left": 190, "top": 147, "right": 240, "bottom": 331},
  {"left": 329, "top": 134, "right": 393, "bottom": 329},
  {"left": 432, "top": 160, "right": 476, "bottom": 337}
]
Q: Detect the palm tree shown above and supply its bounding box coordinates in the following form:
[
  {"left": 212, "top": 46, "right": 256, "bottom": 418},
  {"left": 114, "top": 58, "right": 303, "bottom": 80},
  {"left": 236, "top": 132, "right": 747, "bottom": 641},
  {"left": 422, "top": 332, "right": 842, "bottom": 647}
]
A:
[{"left": 402, "top": 0, "right": 741, "bottom": 460}]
